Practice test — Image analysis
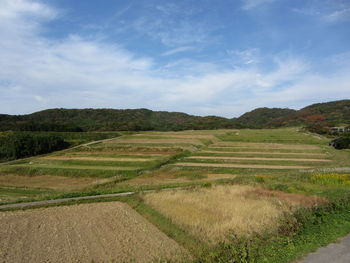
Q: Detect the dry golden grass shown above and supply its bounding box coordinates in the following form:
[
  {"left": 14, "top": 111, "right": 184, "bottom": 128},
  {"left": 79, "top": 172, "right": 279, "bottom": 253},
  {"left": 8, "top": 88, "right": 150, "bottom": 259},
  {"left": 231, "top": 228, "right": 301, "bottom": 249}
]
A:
[
  {"left": 40, "top": 156, "right": 155, "bottom": 162},
  {"left": 0, "top": 174, "right": 113, "bottom": 191},
  {"left": 146, "top": 130, "right": 230, "bottom": 136},
  {"left": 69, "top": 151, "right": 176, "bottom": 156},
  {"left": 212, "top": 142, "right": 321, "bottom": 149},
  {"left": 187, "top": 156, "right": 331, "bottom": 162},
  {"left": 175, "top": 162, "right": 311, "bottom": 169},
  {"left": 201, "top": 151, "right": 328, "bottom": 156},
  {"left": 121, "top": 171, "right": 235, "bottom": 186},
  {"left": 143, "top": 185, "right": 294, "bottom": 242},
  {"left": 110, "top": 138, "right": 204, "bottom": 145}
]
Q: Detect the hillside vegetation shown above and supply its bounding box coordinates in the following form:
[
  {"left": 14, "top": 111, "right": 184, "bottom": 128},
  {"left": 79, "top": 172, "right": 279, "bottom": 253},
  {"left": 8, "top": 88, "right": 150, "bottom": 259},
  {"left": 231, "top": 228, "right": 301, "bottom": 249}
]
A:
[
  {"left": 0, "top": 108, "right": 237, "bottom": 132},
  {"left": 0, "top": 100, "right": 349, "bottom": 132},
  {"left": 236, "top": 99, "right": 350, "bottom": 128}
]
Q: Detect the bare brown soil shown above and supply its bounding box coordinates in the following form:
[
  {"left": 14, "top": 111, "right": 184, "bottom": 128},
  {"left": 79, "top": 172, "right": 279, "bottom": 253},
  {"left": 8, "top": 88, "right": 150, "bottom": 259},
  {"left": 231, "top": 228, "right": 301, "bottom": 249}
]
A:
[
  {"left": 0, "top": 202, "right": 185, "bottom": 263},
  {"left": 187, "top": 156, "right": 331, "bottom": 162},
  {"left": 212, "top": 142, "right": 321, "bottom": 149},
  {"left": 0, "top": 174, "right": 112, "bottom": 191},
  {"left": 175, "top": 162, "right": 311, "bottom": 169},
  {"left": 201, "top": 151, "right": 328, "bottom": 156},
  {"left": 40, "top": 156, "right": 155, "bottom": 162}
]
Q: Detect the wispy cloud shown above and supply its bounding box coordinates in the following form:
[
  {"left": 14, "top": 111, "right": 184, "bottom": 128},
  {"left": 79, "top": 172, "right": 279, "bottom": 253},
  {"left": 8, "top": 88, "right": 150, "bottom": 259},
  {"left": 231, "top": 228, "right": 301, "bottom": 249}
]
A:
[
  {"left": 161, "top": 46, "right": 195, "bottom": 56},
  {"left": 324, "top": 8, "right": 350, "bottom": 22},
  {"left": 226, "top": 48, "right": 261, "bottom": 65},
  {"left": 293, "top": 0, "right": 350, "bottom": 23},
  {"left": 130, "top": 2, "right": 214, "bottom": 47},
  {"left": 241, "top": 0, "right": 276, "bottom": 10}
]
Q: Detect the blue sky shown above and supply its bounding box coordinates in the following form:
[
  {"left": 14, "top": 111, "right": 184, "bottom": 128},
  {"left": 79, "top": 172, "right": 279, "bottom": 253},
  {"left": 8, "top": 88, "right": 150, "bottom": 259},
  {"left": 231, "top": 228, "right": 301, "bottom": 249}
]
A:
[{"left": 0, "top": 0, "right": 349, "bottom": 117}]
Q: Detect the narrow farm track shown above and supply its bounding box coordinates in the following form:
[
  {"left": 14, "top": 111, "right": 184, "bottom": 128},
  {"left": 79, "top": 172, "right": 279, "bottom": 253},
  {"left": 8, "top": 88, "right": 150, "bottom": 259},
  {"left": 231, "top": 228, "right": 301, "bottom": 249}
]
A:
[
  {"left": 0, "top": 192, "right": 135, "bottom": 210},
  {"left": 0, "top": 187, "right": 191, "bottom": 210}
]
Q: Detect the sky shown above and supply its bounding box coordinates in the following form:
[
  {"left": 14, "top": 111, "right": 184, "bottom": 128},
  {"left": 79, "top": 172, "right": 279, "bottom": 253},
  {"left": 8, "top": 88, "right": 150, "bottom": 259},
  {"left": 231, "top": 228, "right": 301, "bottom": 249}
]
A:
[{"left": 0, "top": 0, "right": 349, "bottom": 117}]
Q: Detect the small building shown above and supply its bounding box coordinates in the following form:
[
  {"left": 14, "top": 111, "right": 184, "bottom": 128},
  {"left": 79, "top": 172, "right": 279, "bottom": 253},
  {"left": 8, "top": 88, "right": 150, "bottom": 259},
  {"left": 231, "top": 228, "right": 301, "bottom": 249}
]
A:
[{"left": 330, "top": 126, "right": 350, "bottom": 134}]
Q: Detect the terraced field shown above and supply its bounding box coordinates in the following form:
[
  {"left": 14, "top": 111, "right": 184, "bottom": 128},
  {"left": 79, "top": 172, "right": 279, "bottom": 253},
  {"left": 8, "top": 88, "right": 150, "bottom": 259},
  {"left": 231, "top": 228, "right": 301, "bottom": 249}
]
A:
[
  {"left": 171, "top": 128, "right": 334, "bottom": 172},
  {"left": 1, "top": 128, "right": 350, "bottom": 263},
  {"left": 0, "top": 128, "right": 341, "bottom": 203},
  {"left": 0, "top": 131, "right": 219, "bottom": 202}
]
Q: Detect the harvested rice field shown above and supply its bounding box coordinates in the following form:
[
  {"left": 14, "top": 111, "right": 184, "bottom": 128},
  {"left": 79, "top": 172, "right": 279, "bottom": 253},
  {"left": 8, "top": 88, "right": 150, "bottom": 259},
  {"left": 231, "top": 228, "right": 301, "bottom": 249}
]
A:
[
  {"left": 0, "top": 128, "right": 344, "bottom": 204},
  {"left": 171, "top": 131, "right": 334, "bottom": 171},
  {"left": 175, "top": 162, "right": 311, "bottom": 169},
  {"left": 143, "top": 185, "right": 326, "bottom": 242},
  {"left": 120, "top": 169, "right": 236, "bottom": 186},
  {"left": 0, "top": 174, "right": 113, "bottom": 191},
  {"left": 0, "top": 202, "right": 185, "bottom": 263},
  {"left": 186, "top": 156, "right": 331, "bottom": 162},
  {"left": 1, "top": 127, "right": 350, "bottom": 263}
]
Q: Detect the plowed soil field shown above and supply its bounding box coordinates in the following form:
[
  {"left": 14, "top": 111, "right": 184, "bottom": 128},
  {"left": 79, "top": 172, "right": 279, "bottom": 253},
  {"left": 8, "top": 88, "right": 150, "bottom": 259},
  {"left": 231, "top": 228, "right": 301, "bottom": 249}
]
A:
[{"left": 0, "top": 202, "right": 184, "bottom": 263}]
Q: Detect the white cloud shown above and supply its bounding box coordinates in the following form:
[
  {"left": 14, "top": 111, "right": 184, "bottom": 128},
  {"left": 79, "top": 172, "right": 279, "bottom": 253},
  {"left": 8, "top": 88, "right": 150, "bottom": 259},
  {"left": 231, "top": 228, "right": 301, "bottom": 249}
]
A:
[
  {"left": 130, "top": 2, "right": 214, "bottom": 47},
  {"left": 324, "top": 8, "right": 350, "bottom": 22},
  {"left": 293, "top": 1, "right": 350, "bottom": 23},
  {"left": 0, "top": 0, "right": 56, "bottom": 19},
  {"left": 0, "top": 0, "right": 349, "bottom": 118}
]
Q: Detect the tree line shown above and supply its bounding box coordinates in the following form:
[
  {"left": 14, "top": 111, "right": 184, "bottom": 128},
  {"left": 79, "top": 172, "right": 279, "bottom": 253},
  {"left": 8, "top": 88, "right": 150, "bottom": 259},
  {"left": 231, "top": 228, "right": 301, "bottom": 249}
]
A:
[{"left": 0, "top": 133, "right": 70, "bottom": 161}]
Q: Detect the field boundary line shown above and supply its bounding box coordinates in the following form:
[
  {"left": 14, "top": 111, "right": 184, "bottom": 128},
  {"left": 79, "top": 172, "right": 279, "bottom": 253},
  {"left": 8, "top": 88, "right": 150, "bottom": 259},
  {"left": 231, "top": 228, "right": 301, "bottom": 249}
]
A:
[
  {"left": 0, "top": 187, "right": 189, "bottom": 210},
  {"left": 0, "top": 192, "right": 135, "bottom": 210}
]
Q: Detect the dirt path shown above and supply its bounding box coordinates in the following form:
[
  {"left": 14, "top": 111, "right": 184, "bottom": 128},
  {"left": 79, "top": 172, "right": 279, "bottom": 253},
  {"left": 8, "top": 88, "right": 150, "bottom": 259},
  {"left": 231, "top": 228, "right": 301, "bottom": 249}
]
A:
[
  {"left": 175, "top": 162, "right": 311, "bottom": 169},
  {"left": 0, "top": 192, "right": 135, "bottom": 210},
  {"left": 0, "top": 202, "right": 185, "bottom": 263}
]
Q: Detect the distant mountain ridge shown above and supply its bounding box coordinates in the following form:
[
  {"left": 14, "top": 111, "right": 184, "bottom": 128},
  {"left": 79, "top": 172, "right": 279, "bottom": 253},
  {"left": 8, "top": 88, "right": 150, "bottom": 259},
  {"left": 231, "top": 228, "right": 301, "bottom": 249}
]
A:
[
  {"left": 0, "top": 108, "right": 237, "bottom": 131},
  {"left": 0, "top": 100, "right": 349, "bottom": 131}
]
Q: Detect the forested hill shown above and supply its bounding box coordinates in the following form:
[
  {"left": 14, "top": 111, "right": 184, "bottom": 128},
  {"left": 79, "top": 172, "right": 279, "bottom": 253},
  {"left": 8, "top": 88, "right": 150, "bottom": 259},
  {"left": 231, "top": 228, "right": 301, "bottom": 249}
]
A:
[
  {"left": 0, "top": 108, "right": 238, "bottom": 131},
  {"left": 235, "top": 108, "right": 297, "bottom": 128},
  {"left": 235, "top": 100, "right": 350, "bottom": 128},
  {"left": 1, "top": 100, "right": 349, "bottom": 131}
]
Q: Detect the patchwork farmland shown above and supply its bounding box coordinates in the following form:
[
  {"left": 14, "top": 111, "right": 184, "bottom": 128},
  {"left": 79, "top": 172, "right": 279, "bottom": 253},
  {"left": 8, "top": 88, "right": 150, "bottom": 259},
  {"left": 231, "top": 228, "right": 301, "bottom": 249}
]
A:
[{"left": 1, "top": 127, "right": 350, "bottom": 262}]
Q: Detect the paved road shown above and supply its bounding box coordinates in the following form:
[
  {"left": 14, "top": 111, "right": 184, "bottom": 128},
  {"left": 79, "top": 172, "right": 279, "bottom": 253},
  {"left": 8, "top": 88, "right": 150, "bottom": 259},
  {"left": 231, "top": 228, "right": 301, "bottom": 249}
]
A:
[{"left": 299, "top": 233, "right": 350, "bottom": 263}]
